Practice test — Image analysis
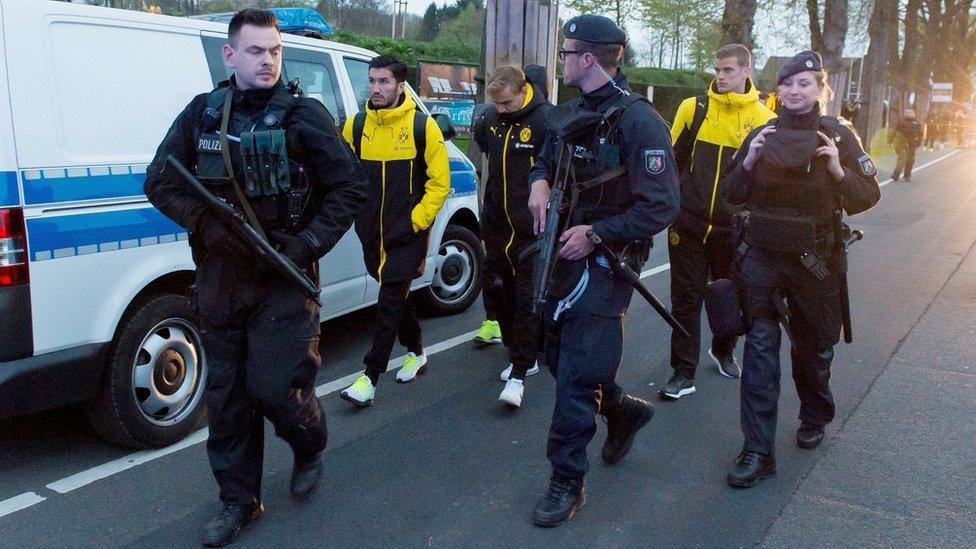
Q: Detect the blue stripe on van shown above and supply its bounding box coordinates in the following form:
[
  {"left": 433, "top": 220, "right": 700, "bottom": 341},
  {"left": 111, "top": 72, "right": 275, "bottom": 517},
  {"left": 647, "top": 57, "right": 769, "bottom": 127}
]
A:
[
  {"left": 27, "top": 208, "right": 186, "bottom": 262},
  {"left": 0, "top": 171, "right": 17, "bottom": 207},
  {"left": 448, "top": 159, "right": 477, "bottom": 195},
  {"left": 23, "top": 167, "right": 146, "bottom": 205}
]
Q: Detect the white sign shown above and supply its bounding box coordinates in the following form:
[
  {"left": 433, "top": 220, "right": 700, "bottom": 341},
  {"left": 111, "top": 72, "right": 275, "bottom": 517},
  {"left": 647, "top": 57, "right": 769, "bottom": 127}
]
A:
[{"left": 932, "top": 82, "right": 953, "bottom": 103}]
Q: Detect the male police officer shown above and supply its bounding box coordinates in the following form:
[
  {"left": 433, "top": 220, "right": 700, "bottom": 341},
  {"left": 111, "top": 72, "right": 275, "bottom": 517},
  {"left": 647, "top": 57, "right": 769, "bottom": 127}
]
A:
[
  {"left": 339, "top": 55, "right": 450, "bottom": 407},
  {"left": 144, "top": 9, "right": 367, "bottom": 546},
  {"left": 473, "top": 65, "right": 550, "bottom": 407},
  {"left": 889, "top": 109, "right": 923, "bottom": 181},
  {"left": 661, "top": 44, "right": 775, "bottom": 399},
  {"left": 526, "top": 15, "right": 679, "bottom": 526}
]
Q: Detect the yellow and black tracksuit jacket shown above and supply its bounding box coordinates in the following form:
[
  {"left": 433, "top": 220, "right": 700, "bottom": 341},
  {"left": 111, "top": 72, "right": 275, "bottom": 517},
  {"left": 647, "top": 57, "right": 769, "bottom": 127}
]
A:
[
  {"left": 671, "top": 77, "right": 775, "bottom": 240},
  {"left": 472, "top": 82, "right": 549, "bottom": 274},
  {"left": 342, "top": 93, "right": 450, "bottom": 283}
]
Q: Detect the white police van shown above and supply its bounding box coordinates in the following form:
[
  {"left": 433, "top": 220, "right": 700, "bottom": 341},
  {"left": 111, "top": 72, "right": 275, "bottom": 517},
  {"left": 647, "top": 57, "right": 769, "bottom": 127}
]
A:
[{"left": 0, "top": 0, "right": 483, "bottom": 448}]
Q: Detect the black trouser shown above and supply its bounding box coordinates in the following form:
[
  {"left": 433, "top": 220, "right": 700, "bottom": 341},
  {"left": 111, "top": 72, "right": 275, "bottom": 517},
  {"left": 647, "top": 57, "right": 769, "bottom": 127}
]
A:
[
  {"left": 482, "top": 279, "right": 499, "bottom": 322},
  {"left": 544, "top": 261, "right": 635, "bottom": 480},
  {"left": 892, "top": 145, "right": 917, "bottom": 180},
  {"left": 924, "top": 130, "right": 936, "bottom": 149},
  {"left": 364, "top": 279, "right": 423, "bottom": 384},
  {"left": 737, "top": 247, "right": 839, "bottom": 456},
  {"left": 484, "top": 250, "right": 538, "bottom": 379},
  {"left": 667, "top": 226, "right": 737, "bottom": 379},
  {"left": 196, "top": 261, "right": 327, "bottom": 507}
]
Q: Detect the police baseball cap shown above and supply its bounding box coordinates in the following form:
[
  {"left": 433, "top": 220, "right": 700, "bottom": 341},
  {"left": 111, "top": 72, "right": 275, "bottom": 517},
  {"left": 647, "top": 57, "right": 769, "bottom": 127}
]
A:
[
  {"left": 777, "top": 50, "right": 823, "bottom": 84},
  {"left": 562, "top": 14, "right": 627, "bottom": 46}
]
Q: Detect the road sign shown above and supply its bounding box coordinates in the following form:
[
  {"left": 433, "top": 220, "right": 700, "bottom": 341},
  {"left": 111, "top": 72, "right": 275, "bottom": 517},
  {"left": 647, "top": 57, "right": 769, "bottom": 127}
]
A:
[{"left": 932, "top": 82, "right": 953, "bottom": 103}]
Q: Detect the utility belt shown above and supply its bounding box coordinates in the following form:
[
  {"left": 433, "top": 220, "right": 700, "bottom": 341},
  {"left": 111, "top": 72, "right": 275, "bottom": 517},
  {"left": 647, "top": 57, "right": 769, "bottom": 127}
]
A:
[{"left": 735, "top": 210, "right": 837, "bottom": 281}]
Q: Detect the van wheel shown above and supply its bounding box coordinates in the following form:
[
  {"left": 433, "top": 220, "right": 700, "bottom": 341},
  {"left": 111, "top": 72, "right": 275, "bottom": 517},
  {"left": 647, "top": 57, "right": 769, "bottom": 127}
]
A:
[
  {"left": 418, "top": 224, "right": 484, "bottom": 315},
  {"left": 86, "top": 294, "right": 207, "bottom": 449}
]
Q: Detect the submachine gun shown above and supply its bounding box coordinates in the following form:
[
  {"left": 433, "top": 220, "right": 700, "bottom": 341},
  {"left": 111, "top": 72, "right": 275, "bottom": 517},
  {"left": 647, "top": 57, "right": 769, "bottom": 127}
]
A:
[
  {"left": 524, "top": 113, "right": 690, "bottom": 338},
  {"left": 164, "top": 155, "right": 322, "bottom": 305}
]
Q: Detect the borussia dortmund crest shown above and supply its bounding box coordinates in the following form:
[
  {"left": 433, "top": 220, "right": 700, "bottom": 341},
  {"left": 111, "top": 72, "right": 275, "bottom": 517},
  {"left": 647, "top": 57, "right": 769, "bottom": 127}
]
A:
[
  {"left": 398, "top": 126, "right": 409, "bottom": 143},
  {"left": 668, "top": 229, "right": 680, "bottom": 246},
  {"left": 519, "top": 127, "right": 532, "bottom": 142},
  {"left": 857, "top": 153, "right": 877, "bottom": 176},
  {"left": 645, "top": 149, "right": 665, "bottom": 175}
]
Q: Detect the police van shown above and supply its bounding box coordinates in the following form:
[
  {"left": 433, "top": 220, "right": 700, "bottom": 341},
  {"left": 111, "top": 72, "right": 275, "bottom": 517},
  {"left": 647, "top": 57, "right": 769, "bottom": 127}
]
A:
[{"left": 0, "top": 0, "right": 483, "bottom": 448}]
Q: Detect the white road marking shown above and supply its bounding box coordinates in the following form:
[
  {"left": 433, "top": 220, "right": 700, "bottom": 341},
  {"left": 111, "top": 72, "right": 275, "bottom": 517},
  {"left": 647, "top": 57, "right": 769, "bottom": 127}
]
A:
[
  {"left": 0, "top": 492, "right": 45, "bottom": 519},
  {"left": 878, "top": 149, "right": 960, "bottom": 188}
]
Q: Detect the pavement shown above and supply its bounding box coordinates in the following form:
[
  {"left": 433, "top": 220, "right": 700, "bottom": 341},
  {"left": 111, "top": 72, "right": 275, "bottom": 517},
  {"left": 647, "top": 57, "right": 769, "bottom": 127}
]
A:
[{"left": 0, "top": 146, "right": 974, "bottom": 547}]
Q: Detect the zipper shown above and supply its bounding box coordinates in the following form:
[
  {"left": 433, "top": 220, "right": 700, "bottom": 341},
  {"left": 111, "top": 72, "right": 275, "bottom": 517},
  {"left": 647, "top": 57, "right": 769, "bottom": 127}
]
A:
[
  {"left": 378, "top": 161, "right": 387, "bottom": 283},
  {"left": 501, "top": 126, "right": 517, "bottom": 274},
  {"left": 702, "top": 144, "right": 723, "bottom": 244}
]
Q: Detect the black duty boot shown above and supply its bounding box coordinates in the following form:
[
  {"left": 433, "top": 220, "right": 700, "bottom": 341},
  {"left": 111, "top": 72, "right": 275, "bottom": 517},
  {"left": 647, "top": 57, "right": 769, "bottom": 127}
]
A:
[
  {"left": 601, "top": 395, "right": 654, "bottom": 465},
  {"left": 202, "top": 501, "right": 265, "bottom": 547},
  {"left": 726, "top": 450, "right": 776, "bottom": 488},
  {"left": 532, "top": 476, "right": 586, "bottom": 527},
  {"left": 796, "top": 423, "right": 825, "bottom": 449},
  {"left": 290, "top": 451, "right": 325, "bottom": 501}
]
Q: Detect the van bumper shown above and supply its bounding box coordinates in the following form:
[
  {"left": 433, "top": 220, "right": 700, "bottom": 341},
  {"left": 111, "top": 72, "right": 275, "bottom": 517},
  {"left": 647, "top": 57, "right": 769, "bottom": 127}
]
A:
[{"left": 0, "top": 344, "right": 106, "bottom": 418}]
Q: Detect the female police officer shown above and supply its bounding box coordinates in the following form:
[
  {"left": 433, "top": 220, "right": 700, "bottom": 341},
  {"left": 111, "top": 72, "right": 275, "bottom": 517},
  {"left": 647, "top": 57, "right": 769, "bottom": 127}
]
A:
[{"left": 720, "top": 51, "right": 880, "bottom": 488}]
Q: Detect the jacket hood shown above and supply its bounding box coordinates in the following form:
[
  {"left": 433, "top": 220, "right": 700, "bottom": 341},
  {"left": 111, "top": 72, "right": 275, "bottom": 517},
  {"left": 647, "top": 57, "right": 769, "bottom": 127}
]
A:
[
  {"left": 364, "top": 91, "right": 419, "bottom": 125},
  {"left": 498, "top": 78, "right": 548, "bottom": 123},
  {"left": 708, "top": 76, "right": 760, "bottom": 110}
]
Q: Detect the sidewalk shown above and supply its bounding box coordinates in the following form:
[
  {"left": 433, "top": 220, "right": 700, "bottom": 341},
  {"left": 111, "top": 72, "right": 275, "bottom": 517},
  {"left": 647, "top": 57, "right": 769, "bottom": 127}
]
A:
[{"left": 761, "top": 196, "right": 976, "bottom": 546}]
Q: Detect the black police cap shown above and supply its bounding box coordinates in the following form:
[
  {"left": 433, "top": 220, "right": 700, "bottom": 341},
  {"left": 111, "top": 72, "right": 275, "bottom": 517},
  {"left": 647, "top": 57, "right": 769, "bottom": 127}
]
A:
[
  {"left": 562, "top": 14, "right": 627, "bottom": 46},
  {"left": 777, "top": 50, "right": 823, "bottom": 84}
]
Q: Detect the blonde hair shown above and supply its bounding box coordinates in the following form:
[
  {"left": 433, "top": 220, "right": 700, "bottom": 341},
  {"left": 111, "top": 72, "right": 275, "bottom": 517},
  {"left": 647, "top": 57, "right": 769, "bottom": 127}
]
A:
[{"left": 486, "top": 65, "right": 526, "bottom": 100}]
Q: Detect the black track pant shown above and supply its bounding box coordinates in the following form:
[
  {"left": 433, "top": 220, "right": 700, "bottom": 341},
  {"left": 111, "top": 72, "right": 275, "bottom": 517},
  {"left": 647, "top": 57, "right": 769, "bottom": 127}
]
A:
[
  {"left": 667, "top": 227, "right": 737, "bottom": 379},
  {"left": 364, "top": 279, "right": 423, "bottom": 384},
  {"left": 484, "top": 250, "right": 538, "bottom": 379}
]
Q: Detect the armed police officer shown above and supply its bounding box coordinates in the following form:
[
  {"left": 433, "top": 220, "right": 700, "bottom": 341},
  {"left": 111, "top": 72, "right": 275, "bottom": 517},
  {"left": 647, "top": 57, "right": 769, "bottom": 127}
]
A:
[
  {"left": 526, "top": 15, "right": 679, "bottom": 527},
  {"left": 720, "top": 51, "right": 880, "bottom": 488},
  {"left": 144, "top": 9, "right": 367, "bottom": 546},
  {"left": 473, "top": 65, "right": 551, "bottom": 408},
  {"left": 338, "top": 55, "right": 450, "bottom": 407},
  {"left": 661, "top": 44, "right": 775, "bottom": 400}
]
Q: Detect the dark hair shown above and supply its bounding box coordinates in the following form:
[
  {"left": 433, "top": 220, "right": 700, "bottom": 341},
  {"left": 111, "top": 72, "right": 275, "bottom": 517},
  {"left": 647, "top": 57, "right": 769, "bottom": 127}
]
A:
[
  {"left": 228, "top": 8, "right": 279, "bottom": 44},
  {"left": 579, "top": 42, "right": 624, "bottom": 70},
  {"left": 715, "top": 43, "right": 752, "bottom": 67},
  {"left": 368, "top": 55, "right": 408, "bottom": 83}
]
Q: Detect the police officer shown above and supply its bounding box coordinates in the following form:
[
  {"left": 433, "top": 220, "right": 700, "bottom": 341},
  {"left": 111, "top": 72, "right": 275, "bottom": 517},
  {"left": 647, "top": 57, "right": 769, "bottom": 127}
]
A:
[
  {"left": 721, "top": 51, "right": 880, "bottom": 488},
  {"left": 661, "top": 44, "right": 775, "bottom": 400},
  {"left": 143, "top": 9, "right": 367, "bottom": 546},
  {"left": 338, "top": 55, "right": 450, "bottom": 407},
  {"left": 526, "top": 15, "right": 679, "bottom": 526},
  {"left": 889, "top": 109, "right": 922, "bottom": 181},
  {"left": 473, "top": 65, "right": 550, "bottom": 408}
]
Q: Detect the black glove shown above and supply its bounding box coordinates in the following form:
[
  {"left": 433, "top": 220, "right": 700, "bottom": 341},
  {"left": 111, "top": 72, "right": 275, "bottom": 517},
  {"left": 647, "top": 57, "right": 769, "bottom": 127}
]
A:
[
  {"left": 270, "top": 230, "right": 317, "bottom": 267},
  {"left": 194, "top": 212, "right": 249, "bottom": 258}
]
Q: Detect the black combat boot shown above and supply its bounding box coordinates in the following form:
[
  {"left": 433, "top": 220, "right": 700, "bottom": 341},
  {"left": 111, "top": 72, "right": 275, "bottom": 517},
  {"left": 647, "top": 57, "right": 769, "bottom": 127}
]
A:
[
  {"left": 601, "top": 394, "right": 655, "bottom": 465},
  {"left": 532, "top": 476, "right": 586, "bottom": 527},
  {"left": 290, "top": 451, "right": 325, "bottom": 501},
  {"left": 726, "top": 450, "right": 776, "bottom": 488},
  {"left": 796, "top": 423, "right": 825, "bottom": 449},
  {"left": 201, "top": 501, "right": 265, "bottom": 547}
]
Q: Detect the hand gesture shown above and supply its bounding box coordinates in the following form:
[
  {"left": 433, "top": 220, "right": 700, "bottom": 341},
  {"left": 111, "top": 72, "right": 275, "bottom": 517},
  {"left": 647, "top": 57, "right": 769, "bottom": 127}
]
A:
[
  {"left": 743, "top": 126, "right": 777, "bottom": 171},
  {"left": 815, "top": 131, "right": 845, "bottom": 180}
]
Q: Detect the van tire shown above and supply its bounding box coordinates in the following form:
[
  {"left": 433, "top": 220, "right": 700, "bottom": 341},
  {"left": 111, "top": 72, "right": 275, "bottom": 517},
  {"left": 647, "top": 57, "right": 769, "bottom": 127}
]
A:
[
  {"left": 86, "top": 294, "right": 207, "bottom": 449},
  {"left": 417, "top": 224, "right": 484, "bottom": 316}
]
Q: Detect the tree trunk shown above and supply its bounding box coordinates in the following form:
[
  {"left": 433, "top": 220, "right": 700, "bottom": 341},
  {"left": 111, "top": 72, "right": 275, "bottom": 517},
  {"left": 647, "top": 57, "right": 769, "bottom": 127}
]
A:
[
  {"left": 857, "top": 0, "right": 898, "bottom": 143},
  {"left": 821, "top": 0, "right": 848, "bottom": 71},
  {"left": 807, "top": 0, "right": 824, "bottom": 52},
  {"left": 720, "top": 0, "right": 758, "bottom": 50}
]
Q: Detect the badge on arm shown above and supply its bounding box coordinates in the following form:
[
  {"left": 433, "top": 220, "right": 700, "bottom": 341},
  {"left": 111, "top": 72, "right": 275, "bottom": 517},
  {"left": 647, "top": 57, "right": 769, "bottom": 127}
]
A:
[
  {"left": 645, "top": 149, "right": 666, "bottom": 175},
  {"left": 857, "top": 153, "right": 877, "bottom": 176}
]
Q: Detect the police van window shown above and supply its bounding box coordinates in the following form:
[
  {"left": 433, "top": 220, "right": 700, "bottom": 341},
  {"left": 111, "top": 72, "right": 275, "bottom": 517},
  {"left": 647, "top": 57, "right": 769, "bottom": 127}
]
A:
[
  {"left": 343, "top": 57, "right": 371, "bottom": 110},
  {"left": 281, "top": 59, "right": 344, "bottom": 121}
]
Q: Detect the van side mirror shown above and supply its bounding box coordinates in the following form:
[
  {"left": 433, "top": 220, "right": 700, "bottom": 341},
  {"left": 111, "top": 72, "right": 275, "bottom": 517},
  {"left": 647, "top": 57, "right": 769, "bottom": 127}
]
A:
[{"left": 431, "top": 112, "right": 457, "bottom": 141}]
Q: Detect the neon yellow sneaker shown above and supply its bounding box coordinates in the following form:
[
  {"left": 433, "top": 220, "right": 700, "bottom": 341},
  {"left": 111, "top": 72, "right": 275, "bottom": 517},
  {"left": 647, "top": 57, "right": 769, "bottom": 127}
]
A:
[
  {"left": 396, "top": 352, "right": 428, "bottom": 383},
  {"left": 339, "top": 374, "right": 375, "bottom": 407},
  {"left": 472, "top": 320, "right": 502, "bottom": 345}
]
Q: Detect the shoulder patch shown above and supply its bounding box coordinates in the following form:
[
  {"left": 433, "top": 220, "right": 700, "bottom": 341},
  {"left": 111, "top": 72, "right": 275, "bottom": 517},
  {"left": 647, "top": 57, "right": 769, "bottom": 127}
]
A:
[
  {"left": 857, "top": 154, "right": 877, "bottom": 176},
  {"left": 645, "top": 149, "right": 666, "bottom": 175}
]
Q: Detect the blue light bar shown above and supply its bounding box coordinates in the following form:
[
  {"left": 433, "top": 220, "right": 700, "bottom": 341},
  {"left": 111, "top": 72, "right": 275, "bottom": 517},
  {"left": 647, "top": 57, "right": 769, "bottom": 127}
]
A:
[{"left": 190, "top": 8, "right": 333, "bottom": 38}]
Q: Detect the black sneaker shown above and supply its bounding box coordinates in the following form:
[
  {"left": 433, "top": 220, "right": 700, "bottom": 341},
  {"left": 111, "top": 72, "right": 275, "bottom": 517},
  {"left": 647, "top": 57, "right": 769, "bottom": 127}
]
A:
[
  {"left": 601, "top": 395, "right": 654, "bottom": 465},
  {"left": 709, "top": 348, "right": 741, "bottom": 379},
  {"left": 726, "top": 451, "right": 776, "bottom": 488},
  {"left": 796, "top": 423, "right": 825, "bottom": 449},
  {"left": 202, "top": 501, "right": 265, "bottom": 547},
  {"left": 659, "top": 373, "right": 696, "bottom": 400},
  {"left": 532, "top": 477, "right": 586, "bottom": 527},
  {"left": 290, "top": 451, "right": 324, "bottom": 501}
]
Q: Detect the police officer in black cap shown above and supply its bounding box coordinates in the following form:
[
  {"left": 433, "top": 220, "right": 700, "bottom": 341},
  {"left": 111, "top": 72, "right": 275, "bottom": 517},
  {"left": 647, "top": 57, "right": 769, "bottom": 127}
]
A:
[
  {"left": 144, "top": 9, "right": 367, "bottom": 546},
  {"left": 526, "top": 14, "right": 679, "bottom": 526},
  {"left": 720, "top": 50, "right": 880, "bottom": 488}
]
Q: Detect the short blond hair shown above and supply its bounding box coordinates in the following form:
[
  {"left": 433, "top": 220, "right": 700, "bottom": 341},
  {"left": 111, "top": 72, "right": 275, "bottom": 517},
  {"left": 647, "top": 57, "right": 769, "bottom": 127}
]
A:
[{"left": 486, "top": 65, "right": 526, "bottom": 100}]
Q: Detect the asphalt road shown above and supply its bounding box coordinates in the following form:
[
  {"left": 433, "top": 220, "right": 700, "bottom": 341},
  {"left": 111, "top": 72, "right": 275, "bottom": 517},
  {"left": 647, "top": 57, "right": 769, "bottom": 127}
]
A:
[{"left": 1, "top": 148, "right": 974, "bottom": 547}]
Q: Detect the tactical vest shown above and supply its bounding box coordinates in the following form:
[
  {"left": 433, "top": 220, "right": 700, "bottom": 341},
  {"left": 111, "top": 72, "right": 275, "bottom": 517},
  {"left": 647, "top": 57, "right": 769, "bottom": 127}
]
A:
[{"left": 195, "top": 83, "right": 310, "bottom": 233}]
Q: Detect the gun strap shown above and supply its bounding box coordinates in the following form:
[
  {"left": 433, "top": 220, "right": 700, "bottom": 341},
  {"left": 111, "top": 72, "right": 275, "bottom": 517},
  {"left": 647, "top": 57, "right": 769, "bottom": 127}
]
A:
[
  {"left": 574, "top": 165, "right": 627, "bottom": 192},
  {"left": 220, "top": 90, "right": 268, "bottom": 241},
  {"left": 771, "top": 289, "right": 796, "bottom": 346}
]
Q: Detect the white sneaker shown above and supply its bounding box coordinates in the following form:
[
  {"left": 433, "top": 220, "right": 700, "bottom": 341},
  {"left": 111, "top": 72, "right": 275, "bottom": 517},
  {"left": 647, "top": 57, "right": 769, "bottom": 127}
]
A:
[
  {"left": 499, "top": 362, "right": 540, "bottom": 381},
  {"left": 499, "top": 378, "right": 524, "bottom": 407},
  {"left": 340, "top": 374, "right": 375, "bottom": 407},
  {"left": 396, "top": 352, "right": 428, "bottom": 383}
]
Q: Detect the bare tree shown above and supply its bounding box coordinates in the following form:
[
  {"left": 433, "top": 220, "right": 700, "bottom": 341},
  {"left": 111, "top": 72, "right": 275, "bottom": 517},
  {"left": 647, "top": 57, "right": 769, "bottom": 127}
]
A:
[
  {"left": 806, "top": 0, "right": 848, "bottom": 71},
  {"left": 857, "top": 0, "right": 897, "bottom": 140},
  {"left": 720, "top": 0, "right": 758, "bottom": 49}
]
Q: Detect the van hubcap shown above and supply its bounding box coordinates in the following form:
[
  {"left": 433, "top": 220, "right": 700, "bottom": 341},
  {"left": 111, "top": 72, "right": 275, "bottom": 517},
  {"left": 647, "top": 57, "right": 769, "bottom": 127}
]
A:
[
  {"left": 430, "top": 239, "right": 476, "bottom": 306},
  {"left": 131, "top": 319, "right": 205, "bottom": 426}
]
